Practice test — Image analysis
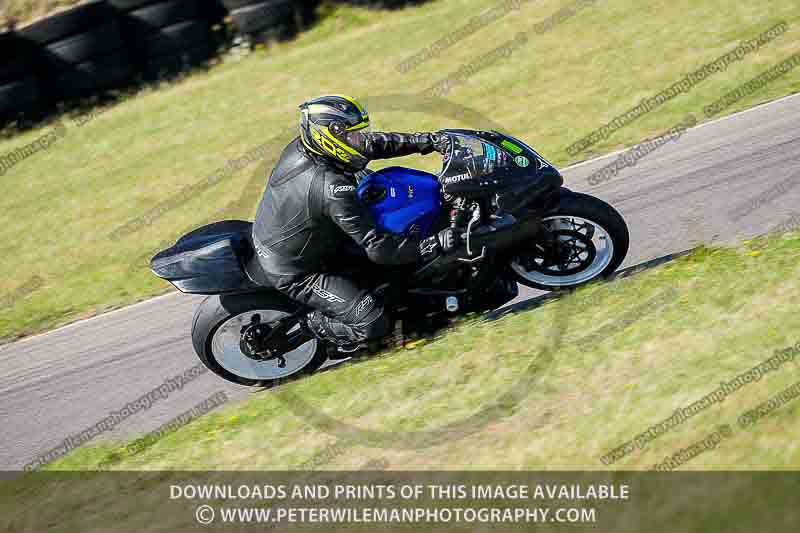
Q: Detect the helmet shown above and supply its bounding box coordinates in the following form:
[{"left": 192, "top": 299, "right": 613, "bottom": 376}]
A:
[{"left": 299, "top": 95, "right": 371, "bottom": 171}]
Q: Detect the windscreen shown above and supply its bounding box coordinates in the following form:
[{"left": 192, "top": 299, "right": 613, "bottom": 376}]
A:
[{"left": 438, "top": 134, "right": 513, "bottom": 182}]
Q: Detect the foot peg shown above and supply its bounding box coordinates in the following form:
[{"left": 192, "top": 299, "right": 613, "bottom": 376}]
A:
[{"left": 336, "top": 343, "right": 367, "bottom": 354}]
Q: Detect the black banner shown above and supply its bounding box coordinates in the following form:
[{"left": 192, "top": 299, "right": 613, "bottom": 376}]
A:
[{"left": 2, "top": 471, "right": 799, "bottom": 531}]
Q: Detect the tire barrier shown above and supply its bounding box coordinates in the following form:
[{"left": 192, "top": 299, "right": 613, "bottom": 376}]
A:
[
  {"left": 222, "top": 0, "right": 317, "bottom": 43},
  {"left": 0, "top": 33, "right": 41, "bottom": 122},
  {"left": 18, "top": 1, "right": 133, "bottom": 105},
  {"left": 16, "top": 1, "right": 115, "bottom": 45},
  {"left": 110, "top": 0, "right": 216, "bottom": 80},
  {"left": 1, "top": 0, "right": 438, "bottom": 128},
  {"left": 0, "top": 77, "right": 41, "bottom": 124},
  {"left": 118, "top": 0, "right": 205, "bottom": 30}
]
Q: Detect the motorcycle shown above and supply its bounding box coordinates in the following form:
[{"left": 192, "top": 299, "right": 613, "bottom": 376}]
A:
[{"left": 150, "top": 129, "right": 629, "bottom": 387}]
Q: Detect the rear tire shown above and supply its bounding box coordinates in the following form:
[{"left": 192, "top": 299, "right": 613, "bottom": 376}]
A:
[
  {"left": 510, "top": 190, "right": 629, "bottom": 291},
  {"left": 192, "top": 292, "right": 328, "bottom": 387}
]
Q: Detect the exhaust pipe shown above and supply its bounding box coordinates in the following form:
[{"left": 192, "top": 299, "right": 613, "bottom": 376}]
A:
[{"left": 467, "top": 212, "right": 543, "bottom": 253}]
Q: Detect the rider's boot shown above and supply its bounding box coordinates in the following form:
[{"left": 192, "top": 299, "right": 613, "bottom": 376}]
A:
[
  {"left": 304, "top": 311, "right": 399, "bottom": 357},
  {"left": 304, "top": 311, "right": 368, "bottom": 355}
]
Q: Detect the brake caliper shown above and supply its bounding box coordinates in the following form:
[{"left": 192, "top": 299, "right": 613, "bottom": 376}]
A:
[{"left": 239, "top": 314, "right": 287, "bottom": 368}]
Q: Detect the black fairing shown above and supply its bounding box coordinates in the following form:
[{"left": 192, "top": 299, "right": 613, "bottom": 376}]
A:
[
  {"left": 150, "top": 220, "right": 264, "bottom": 295},
  {"left": 439, "top": 129, "right": 563, "bottom": 214},
  {"left": 495, "top": 166, "right": 562, "bottom": 214}
]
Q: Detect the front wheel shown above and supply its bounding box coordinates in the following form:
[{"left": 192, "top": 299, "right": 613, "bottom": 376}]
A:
[
  {"left": 191, "top": 292, "right": 328, "bottom": 387},
  {"left": 509, "top": 191, "right": 629, "bottom": 291}
]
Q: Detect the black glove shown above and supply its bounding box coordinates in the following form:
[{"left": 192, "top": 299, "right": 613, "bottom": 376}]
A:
[
  {"left": 431, "top": 132, "right": 452, "bottom": 155},
  {"left": 419, "top": 228, "right": 459, "bottom": 261}
]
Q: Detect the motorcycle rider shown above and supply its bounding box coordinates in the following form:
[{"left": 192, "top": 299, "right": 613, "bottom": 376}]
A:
[{"left": 252, "top": 95, "right": 457, "bottom": 352}]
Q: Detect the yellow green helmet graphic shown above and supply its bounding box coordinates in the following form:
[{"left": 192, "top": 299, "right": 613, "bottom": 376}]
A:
[{"left": 299, "top": 95, "right": 371, "bottom": 170}]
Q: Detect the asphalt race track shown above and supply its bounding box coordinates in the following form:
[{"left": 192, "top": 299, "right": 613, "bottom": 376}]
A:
[{"left": 2, "top": 94, "right": 799, "bottom": 470}]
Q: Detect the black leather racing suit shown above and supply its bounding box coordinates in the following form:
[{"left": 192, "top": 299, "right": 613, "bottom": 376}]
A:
[{"left": 252, "top": 131, "right": 441, "bottom": 346}]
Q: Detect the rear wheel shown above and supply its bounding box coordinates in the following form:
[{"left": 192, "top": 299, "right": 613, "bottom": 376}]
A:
[
  {"left": 509, "top": 191, "right": 629, "bottom": 291},
  {"left": 192, "top": 292, "right": 327, "bottom": 387}
]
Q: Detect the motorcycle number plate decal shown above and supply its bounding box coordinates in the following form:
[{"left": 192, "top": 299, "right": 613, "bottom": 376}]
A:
[
  {"left": 501, "top": 140, "right": 523, "bottom": 154},
  {"left": 514, "top": 156, "right": 530, "bottom": 167}
]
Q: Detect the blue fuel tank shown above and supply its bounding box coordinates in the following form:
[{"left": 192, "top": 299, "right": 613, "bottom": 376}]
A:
[{"left": 357, "top": 166, "right": 442, "bottom": 237}]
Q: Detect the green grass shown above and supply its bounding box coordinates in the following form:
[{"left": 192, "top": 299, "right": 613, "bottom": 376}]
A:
[
  {"left": 2, "top": 232, "right": 799, "bottom": 532},
  {"left": 1, "top": 0, "right": 799, "bottom": 342}
]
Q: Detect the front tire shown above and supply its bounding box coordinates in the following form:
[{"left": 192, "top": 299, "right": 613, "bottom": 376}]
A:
[
  {"left": 192, "top": 292, "right": 328, "bottom": 387},
  {"left": 510, "top": 191, "right": 629, "bottom": 291}
]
